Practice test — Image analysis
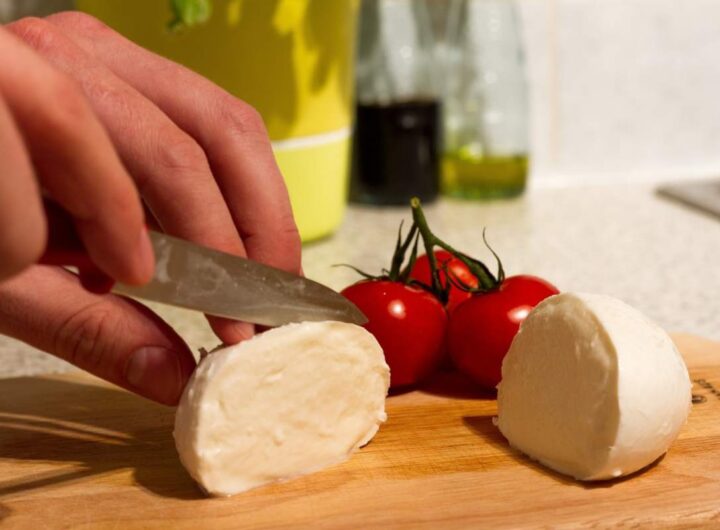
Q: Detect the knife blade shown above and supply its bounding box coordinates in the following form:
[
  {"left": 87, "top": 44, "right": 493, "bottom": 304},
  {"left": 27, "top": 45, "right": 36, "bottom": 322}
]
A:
[
  {"left": 112, "top": 231, "right": 367, "bottom": 327},
  {"left": 39, "top": 201, "right": 366, "bottom": 327}
]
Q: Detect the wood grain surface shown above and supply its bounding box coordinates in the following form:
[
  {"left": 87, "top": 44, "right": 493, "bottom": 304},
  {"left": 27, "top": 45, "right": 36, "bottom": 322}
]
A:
[{"left": 0, "top": 334, "right": 719, "bottom": 529}]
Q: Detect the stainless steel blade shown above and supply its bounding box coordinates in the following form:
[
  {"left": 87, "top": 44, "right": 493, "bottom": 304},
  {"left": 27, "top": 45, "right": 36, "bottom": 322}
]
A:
[{"left": 113, "top": 232, "right": 367, "bottom": 327}]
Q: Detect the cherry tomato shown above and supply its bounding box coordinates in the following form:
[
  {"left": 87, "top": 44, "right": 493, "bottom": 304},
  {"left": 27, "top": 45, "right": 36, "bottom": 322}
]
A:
[
  {"left": 447, "top": 275, "right": 559, "bottom": 390},
  {"left": 342, "top": 280, "right": 447, "bottom": 389},
  {"left": 410, "top": 250, "right": 479, "bottom": 312}
]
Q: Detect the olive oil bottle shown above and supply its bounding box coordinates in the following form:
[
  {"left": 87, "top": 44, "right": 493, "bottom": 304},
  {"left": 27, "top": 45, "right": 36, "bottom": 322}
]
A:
[
  {"left": 441, "top": 0, "right": 529, "bottom": 199},
  {"left": 442, "top": 151, "right": 527, "bottom": 199}
]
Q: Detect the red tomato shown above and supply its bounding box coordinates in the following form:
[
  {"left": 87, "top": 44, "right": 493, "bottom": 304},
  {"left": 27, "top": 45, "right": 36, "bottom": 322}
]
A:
[
  {"left": 342, "top": 280, "right": 447, "bottom": 389},
  {"left": 410, "top": 250, "right": 479, "bottom": 311},
  {"left": 447, "top": 275, "right": 559, "bottom": 390}
]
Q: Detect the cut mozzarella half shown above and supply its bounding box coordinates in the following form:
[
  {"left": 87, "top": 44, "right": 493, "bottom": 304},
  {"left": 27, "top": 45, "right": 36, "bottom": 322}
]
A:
[
  {"left": 496, "top": 292, "right": 691, "bottom": 481},
  {"left": 174, "top": 321, "right": 390, "bottom": 496}
]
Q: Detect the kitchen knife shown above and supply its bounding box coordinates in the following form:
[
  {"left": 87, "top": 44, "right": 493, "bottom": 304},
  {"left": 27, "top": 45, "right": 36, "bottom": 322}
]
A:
[
  {"left": 39, "top": 204, "right": 366, "bottom": 327},
  {"left": 113, "top": 231, "right": 367, "bottom": 327}
]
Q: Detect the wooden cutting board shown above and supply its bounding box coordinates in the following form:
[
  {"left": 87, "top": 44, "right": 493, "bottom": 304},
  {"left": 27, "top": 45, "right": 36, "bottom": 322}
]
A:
[{"left": 1, "top": 334, "right": 719, "bottom": 529}]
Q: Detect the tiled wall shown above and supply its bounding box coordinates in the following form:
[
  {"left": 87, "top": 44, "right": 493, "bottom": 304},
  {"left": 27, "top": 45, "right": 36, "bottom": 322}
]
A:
[{"left": 519, "top": 0, "right": 720, "bottom": 187}]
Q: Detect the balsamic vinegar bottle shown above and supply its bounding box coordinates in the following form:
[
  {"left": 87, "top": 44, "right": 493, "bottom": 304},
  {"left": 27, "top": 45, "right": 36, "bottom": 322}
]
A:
[{"left": 350, "top": 0, "right": 440, "bottom": 205}]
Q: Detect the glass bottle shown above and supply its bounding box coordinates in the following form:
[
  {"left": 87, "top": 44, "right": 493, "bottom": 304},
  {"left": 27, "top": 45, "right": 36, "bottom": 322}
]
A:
[
  {"left": 350, "top": 0, "right": 441, "bottom": 205},
  {"left": 441, "top": 0, "right": 529, "bottom": 199}
]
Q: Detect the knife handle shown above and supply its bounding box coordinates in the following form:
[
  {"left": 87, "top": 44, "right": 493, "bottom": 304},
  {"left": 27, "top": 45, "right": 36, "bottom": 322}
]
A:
[{"left": 39, "top": 199, "right": 116, "bottom": 294}]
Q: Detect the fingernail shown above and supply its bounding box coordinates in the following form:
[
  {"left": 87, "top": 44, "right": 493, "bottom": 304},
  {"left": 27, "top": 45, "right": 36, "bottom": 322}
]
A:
[
  {"left": 134, "top": 229, "right": 155, "bottom": 284},
  {"left": 126, "top": 347, "right": 182, "bottom": 405}
]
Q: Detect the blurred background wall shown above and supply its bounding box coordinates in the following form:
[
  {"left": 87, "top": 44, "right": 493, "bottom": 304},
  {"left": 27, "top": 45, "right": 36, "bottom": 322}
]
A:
[
  {"left": 3, "top": 0, "right": 720, "bottom": 188},
  {"left": 518, "top": 0, "right": 720, "bottom": 188}
]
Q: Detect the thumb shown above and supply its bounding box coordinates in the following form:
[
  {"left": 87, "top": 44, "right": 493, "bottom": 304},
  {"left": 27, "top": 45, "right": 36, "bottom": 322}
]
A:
[{"left": 0, "top": 265, "right": 196, "bottom": 405}]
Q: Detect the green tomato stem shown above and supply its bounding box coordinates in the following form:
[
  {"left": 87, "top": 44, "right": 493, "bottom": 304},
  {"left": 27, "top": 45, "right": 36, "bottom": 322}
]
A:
[
  {"left": 410, "top": 197, "right": 499, "bottom": 292},
  {"left": 410, "top": 198, "right": 445, "bottom": 296},
  {"left": 389, "top": 222, "right": 417, "bottom": 281}
]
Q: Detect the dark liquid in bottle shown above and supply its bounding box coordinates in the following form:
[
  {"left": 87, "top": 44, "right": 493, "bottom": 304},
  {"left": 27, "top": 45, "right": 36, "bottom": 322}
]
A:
[{"left": 351, "top": 100, "right": 440, "bottom": 205}]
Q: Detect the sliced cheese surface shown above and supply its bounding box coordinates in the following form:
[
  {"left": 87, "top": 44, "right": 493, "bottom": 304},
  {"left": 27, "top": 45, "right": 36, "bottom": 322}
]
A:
[
  {"left": 174, "top": 321, "right": 390, "bottom": 496},
  {"left": 496, "top": 292, "right": 691, "bottom": 481}
]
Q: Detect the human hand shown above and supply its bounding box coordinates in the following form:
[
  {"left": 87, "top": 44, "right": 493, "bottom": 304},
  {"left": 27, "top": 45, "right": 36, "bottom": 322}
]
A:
[{"left": 0, "top": 13, "right": 301, "bottom": 405}]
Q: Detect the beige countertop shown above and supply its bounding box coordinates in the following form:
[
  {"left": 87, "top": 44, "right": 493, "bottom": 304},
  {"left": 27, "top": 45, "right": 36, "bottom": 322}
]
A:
[{"left": 2, "top": 183, "right": 718, "bottom": 378}]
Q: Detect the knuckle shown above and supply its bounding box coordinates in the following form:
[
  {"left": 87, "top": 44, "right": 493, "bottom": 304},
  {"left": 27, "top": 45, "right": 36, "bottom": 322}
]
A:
[
  {"left": 243, "top": 212, "right": 302, "bottom": 272},
  {"left": 6, "top": 20, "right": 95, "bottom": 130},
  {"left": 218, "top": 98, "right": 268, "bottom": 140},
  {"left": 155, "top": 131, "right": 210, "bottom": 176},
  {"left": 48, "top": 11, "right": 110, "bottom": 35},
  {"left": 8, "top": 17, "right": 58, "bottom": 53},
  {"left": 53, "top": 302, "right": 122, "bottom": 374},
  {"left": 85, "top": 80, "right": 134, "bottom": 117}
]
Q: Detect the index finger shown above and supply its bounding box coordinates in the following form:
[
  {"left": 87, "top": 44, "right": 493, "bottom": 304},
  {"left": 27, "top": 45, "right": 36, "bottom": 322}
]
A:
[
  {"left": 48, "top": 12, "right": 302, "bottom": 276},
  {"left": 0, "top": 24, "right": 153, "bottom": 285}
]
